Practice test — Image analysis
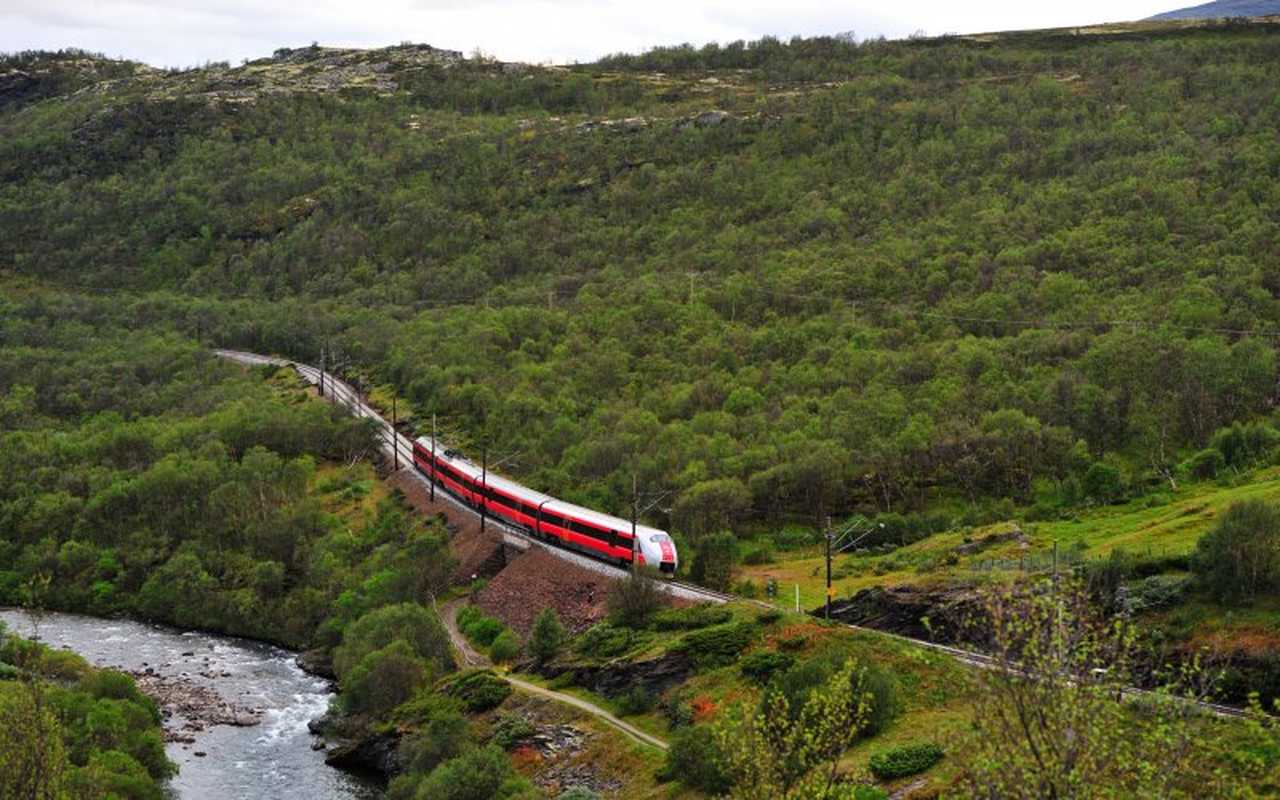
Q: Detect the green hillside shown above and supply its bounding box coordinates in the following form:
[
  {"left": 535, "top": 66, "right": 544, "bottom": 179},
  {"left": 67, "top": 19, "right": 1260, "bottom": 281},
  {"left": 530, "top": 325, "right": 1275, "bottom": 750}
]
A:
[
  {"left": 6, "top": 19, "right": 1280, "bottom": 798},
  {"left": 4, "top": 21, "right": 1280, "bottom": 530}
]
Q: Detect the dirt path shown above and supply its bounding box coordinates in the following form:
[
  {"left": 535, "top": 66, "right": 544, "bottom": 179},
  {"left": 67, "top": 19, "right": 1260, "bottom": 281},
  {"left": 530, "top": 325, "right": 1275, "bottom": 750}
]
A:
[{"left": 440, "top": 600, "right": 668, "bottom": 751}]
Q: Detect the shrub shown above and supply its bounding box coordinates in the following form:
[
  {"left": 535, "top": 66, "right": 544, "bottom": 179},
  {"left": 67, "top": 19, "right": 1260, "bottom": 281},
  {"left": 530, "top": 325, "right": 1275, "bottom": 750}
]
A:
[
  {"left": 491, "top": 713, "right": 536, "bottom": 749},
  {"left": 489, "top": 630, "right": 522, "bottom": 664},
  {"left": 672, "top": 622, "right": 757, "bottom": 668},
  {"left": 439, "top": 669, "right": 512, "bottom": 712},
  {"left": 1083, "top": 462, "right": 1125, "bottom": 503},
  {"left": 741, "top": 539, "right": 777, "bottom": 565},
  {"left": 575, "top": 623, "right": 646, "bottom": 658},
  {"left": 528, "top": 608, "right": 566, "bottom": 665},
  {"left": 769, "top": 654, "right": 901, "bottom": 737},
  {"left": 652, "top": 604, "right": 732, "bottom": 631},
  {"left": 556, "top": 789, "right": 601, "bottom": 800},
  {"left": 395, "top": 694, "right": 470, "bottom": 772},
  {"left": 1127, "top": 574, "right": 1190, "bottom": 613},
  {"left": 617, "top": 685, "right": 658, "bottom": 716},
  {"left": 607, "top": 569, "right": 667, "bottom": 629},
  {"left": 342, "top": 640, "right": 428, "bottom": 716},
  {"left": 660, "top": 725, "right": 730, "bottom": 794},
  {"left": 689, "top": 533, "right": 738, "bottom": 591},
  {"left": 756, "top": 608, "right": 783, "bottom": 625},
  {"left": 1192, "top": 500, "right": 1280, "bottom": 602},
  {"left": 739, "top": 650, "right": 794, "bottom": 683},
  {"left": 1183, "top": 448, "right": 1226, "bottom": 480},
  {"left": 412, "top": 744, "right": 534, "bottom": 800},
  {"left": 457, "top": 606, "right": 506, "bottom": 647},
  {"left": 333, "top": 603, "right": 452, "bottom": 679},
  {"left": 869, "top": 742, "right": 944, "bottom": 779}
]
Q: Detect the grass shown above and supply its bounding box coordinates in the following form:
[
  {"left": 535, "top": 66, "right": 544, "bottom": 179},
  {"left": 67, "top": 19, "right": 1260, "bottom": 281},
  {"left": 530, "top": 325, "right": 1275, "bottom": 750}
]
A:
[{"left": 739, "top": 469, "right": 1280, "bottom": 611}]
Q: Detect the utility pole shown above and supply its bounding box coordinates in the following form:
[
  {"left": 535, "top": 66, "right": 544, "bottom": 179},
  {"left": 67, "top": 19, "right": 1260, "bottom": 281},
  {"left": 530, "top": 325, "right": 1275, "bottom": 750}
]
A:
[
  {"left": 430, "top": 413, "right": 437, "bottom": 502},
  {"left": 318, "top": 345, "right": 326, "bottom": 398},
  {"left": 631, "top": 473, "right": 639, "bottom": 572},
  {"left": 480, "top": 446, "right": 487, "bottom": 533},
  {"left": 825, "top": 515, "right": 833, "bottom": 620},
  {"left": 391, "top": 396, "right": 398, "bottom": 471}
]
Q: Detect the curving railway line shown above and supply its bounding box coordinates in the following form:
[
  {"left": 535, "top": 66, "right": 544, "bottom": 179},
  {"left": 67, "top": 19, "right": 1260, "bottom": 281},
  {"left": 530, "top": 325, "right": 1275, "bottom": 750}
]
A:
[{"left": 214, "top": 349, "right": 1251, "bottom": 721}]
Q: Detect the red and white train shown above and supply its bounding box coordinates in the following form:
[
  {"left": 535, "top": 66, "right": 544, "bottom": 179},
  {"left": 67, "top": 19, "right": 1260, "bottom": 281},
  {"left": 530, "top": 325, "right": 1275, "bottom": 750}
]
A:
[{"left": 411, "top": 436, "right": 678, "bottom": 574}]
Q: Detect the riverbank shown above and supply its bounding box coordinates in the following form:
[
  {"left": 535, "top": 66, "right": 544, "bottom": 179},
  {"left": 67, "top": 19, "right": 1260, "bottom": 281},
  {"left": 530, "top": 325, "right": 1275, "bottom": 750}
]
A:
[{"left": 0, "top": 609, "right": 381, "bottom": 799}]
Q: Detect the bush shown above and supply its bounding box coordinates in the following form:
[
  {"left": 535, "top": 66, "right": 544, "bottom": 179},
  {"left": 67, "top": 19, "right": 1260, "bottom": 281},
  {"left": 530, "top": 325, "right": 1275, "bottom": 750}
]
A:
[
  {"left": 489, "top": 630, "right": 522, "bottom": 664},
  {"left": 457, "top": 606, "right": 506, "bottom": 647},
  {"left": 342, "top": 640, "right": 429, "bottom": 716},
  {"left": 528, "top": 608, "right": 566, "bottom": 665},
  {"left": 652, "top": 604, "right": 732, "bottom": 631},
  {"left": 1192, "top": 500, "right": 1280, "bottom": 602},
  {"left": 769, "top": 654, "right": 901, "bottom": 737},
  {"left": 607, "top": 569, "right": 667, "bottom": 629},
  {"left": 439, "top": 669, "right": 512, "bottom": 712},
  {"left": 1083, "top": 462, "right": 1125, "bottom": 504},
  {"left": 739, "top": 650, "right": 794, "bottom": 683},
  {"left": 395, "top": 694, "right": 470, "bottom": 773},
  {"left": 671, "top": 622, "right": 757, "bottom": 668},
  {"left": 660, "top": 725, "right": 730, "bottom": 794},
  {"left": 741, "top": 539, "right": 777, "bottom": 565},
  {"left": 333, "top": 603, "right": 452, "bottom": 679},
  {"left": 868, "top": 742, "right": 944, "bottom": 779},
  {"left": 689, "top": 533, "right": 738, "bottom": 591},
  {"left": 491, "top": 713, "right": 536, "bottom": 749},
  {"left": 556, "top": 789, "right": 601, "bottom": 800},
  {"left": 412, "top": 744, "right": 534, "bottom": 800},
  {"left": 1183, "top": 448, "right": 1226, "bottom": 480},
  {"left": 575, "top": 623, "right": 647, "bottom": 658},
  {"left": 616, "top": 685, "right": 658, "bottom": 716},
  {"left": 1127, "top": 574, "right": 1190, "bottom": 613}
]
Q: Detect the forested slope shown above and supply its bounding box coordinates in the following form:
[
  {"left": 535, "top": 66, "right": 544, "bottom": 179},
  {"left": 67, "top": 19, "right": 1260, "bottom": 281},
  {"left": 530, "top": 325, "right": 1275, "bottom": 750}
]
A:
[{"left": 3, "top": 21, "right": 1280, "bottom": 532}]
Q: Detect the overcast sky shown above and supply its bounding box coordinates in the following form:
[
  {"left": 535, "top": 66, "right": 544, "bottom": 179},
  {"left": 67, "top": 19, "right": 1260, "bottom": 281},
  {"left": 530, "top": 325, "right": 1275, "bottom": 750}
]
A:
[{"left": 1, "top": 0, "right": 1184, "bottom": 68}]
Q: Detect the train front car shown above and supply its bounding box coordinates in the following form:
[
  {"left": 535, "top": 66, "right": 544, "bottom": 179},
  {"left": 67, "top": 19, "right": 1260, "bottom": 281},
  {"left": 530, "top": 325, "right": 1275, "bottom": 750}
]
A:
[{"left": 635, "top": 523, "right": 678, "bottom": 575}]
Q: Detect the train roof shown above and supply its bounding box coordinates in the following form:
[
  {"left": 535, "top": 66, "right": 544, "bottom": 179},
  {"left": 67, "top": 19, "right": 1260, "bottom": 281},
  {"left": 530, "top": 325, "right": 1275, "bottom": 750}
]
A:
[{"left": 414, "top": 435, "right": 668, "bottom": 538}]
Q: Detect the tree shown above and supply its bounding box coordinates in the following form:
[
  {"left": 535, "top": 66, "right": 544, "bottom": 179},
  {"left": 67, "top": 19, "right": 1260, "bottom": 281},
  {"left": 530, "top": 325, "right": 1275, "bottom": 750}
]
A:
[
  {"left": 333, "top": 603, "right": 454, "bottom": 679},
  {"left": 342, "top": 640, "right": 429, "bottom": 716},
  {"left": 1191, "top": 500, "right": 1280, "bottom": 603},
  {"left": 689, "top": 532, "right": 737, "bottom": 592},
  {"left": 953, "top": 579, "right": 1251, "bottom": 799},
  {"left": 714, "top": 657, "right": 874, "bottom": 799},
  {"left": 528, "top": 608, "right": 566, "bottom": 666},
  {"left": 607, "top": 568, "right": 667, "bottom": 629}
]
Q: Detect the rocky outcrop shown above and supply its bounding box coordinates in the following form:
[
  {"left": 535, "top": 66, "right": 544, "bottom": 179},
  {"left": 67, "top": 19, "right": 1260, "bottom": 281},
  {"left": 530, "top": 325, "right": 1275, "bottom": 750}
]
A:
[
  {"left": 296, "top": 648, "right": 336, "bottom": 680},
  {"left": 820, "top": 584, "right": 987, "bottom": 645},
  {"left": 543, "top": 651, "right": 692, "bottom": 698},
  {"left": 324, "top": 729, "right": 403, "bottom": 776}
]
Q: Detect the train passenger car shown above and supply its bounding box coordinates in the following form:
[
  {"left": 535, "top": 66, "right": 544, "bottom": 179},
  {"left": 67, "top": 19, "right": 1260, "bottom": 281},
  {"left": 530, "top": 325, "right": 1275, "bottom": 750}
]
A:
[{"left": 411, "top": 436, "right": 678, "bottom": 574}]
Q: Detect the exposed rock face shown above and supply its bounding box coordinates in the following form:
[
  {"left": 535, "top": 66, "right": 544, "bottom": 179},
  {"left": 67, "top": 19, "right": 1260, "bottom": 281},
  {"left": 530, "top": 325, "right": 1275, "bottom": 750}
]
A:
[
  {"left": 324, "top": 729, "right": 403, "bottom": 776},
  {"left": 820, "top": 584, "right": 987, "bottom": 645},
  {"left": 295, "top": 648, "right": 336, "bottom": 680},
  {"left": 544, "top": 651, "right": 693, "bottom": 698}
]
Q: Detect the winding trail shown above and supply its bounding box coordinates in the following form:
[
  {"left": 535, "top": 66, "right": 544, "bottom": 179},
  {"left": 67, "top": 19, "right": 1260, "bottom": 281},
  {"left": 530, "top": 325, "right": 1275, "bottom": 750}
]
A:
[{"left": 439, "top": 600, "right": 668, "bottom": 752}]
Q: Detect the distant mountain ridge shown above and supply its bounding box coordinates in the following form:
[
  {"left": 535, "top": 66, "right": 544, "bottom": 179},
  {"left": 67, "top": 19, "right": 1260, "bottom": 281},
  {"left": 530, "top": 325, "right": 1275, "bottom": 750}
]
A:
[{"left": 1149, "top": 0, "right": 1280, "bottom": 20}]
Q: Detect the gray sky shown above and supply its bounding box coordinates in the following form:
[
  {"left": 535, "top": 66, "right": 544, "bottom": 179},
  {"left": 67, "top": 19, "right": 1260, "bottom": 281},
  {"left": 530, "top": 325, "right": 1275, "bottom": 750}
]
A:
[{"left": 1, "top": 0, "right": 1182, "bottom": 67}]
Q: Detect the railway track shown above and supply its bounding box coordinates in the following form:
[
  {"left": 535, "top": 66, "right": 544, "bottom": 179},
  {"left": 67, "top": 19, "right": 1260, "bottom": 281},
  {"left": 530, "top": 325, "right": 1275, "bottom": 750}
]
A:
[
  {"left": 214, "top": 349, "right": 717, "bottom": 603},
  {"left": 214, "top": 348, "right": 1254, "bottom": 722}
]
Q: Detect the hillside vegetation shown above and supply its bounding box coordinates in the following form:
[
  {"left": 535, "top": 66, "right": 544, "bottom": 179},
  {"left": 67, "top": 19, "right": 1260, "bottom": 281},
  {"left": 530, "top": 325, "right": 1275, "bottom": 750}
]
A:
[
  {"left": 6, "top": 20, "right": 1280, "bottom": 797},
  {"left": 4, "top": 22, "right": 1280, "bottom": 533}
]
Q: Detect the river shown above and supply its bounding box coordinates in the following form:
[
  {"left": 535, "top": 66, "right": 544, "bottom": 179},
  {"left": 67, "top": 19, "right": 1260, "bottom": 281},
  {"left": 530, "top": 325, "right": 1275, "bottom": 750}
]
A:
[{"left": 0, "top": 609, "right": 382, "bottom": 800}]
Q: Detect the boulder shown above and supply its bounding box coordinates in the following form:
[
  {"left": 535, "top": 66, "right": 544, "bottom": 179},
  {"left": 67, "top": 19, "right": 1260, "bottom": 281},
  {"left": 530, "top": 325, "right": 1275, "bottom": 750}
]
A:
[{"left": 324, "top": 729, "right": 403, "bottom": 777}]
